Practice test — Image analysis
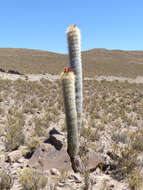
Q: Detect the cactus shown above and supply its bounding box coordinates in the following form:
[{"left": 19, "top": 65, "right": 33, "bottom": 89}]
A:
[
  {"left": 66, "top": 24, "right": 83, "bottom": 133},
  {"left": 61, "top": 68, "right": 79, "bottom": 159}
]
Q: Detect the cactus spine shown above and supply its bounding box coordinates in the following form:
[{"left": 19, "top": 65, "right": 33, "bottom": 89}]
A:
[
  {"left": 61, "top": 70, "right": 79, "bottom": 159},
  {"left": 66, "top": 24, "right": 83, "bottom": 133}
]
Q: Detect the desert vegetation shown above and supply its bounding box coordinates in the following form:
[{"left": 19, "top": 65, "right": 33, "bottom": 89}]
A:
[
  {"left": 0, "top": 25, "right": 143, "bottom": 190},
  {"left": 0, "top": 76, "right": 142, "bottom": 189}
]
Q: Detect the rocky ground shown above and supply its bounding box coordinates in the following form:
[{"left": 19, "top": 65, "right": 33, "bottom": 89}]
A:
[
  {"left": 0, "top": 71, "right": 143, "bottom": 83},
  {"left": 0, "top": 72, "right": 143, "bottom": 189}
]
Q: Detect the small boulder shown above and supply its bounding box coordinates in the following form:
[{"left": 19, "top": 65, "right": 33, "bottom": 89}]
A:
[{"left": 6, "top": 150, "right": 22, "bottom": 163}]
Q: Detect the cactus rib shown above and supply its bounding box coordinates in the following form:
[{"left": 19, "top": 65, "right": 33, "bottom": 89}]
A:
[
  {"left": 61, "top": 70, "right": 79, "bottom": 159},
  {"left": 66, "top": 24, "right": 83, "bottom": 133}
]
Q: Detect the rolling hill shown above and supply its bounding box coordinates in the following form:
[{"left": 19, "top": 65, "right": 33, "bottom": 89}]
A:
[{"left": 0, "top": 48, "right": 143, "bottom": 78}]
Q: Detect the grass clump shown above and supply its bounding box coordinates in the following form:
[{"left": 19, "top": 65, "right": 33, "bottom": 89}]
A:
[
  {"left": 33, "top": 118, "right": 49, "bottom": 137},
  {"left": 25, "top": 136, "right": 41, "bottom": 155},
  {"left": 110, "top": 129, "right": 143, "bottom": 189},
  {"left": 4, "top": 114, "right": 25, "bottom": 151},
  {"left": 127, "top": 168, "right": 143, "bottom": 190},
  {"left": 0, "top": 168, "right": 13, "bottom": 190},
  {"left": 19, "top": 168, "right": 48, "bottom": 190}
]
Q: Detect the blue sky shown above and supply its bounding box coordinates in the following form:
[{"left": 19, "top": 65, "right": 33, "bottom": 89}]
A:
[{"left": 0, "top": 0, "right": 143, "bottom": 53}]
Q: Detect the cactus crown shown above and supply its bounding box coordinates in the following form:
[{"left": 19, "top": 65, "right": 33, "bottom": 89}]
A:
[
  {"left": 64, "top": 66, "right": 72, "bottom": 73},
  {"left": 61, "top": 67, "right": 74, "bottom": 80},
  {"left": 66, "top": 24, "right": 80, "bottom": 35}
]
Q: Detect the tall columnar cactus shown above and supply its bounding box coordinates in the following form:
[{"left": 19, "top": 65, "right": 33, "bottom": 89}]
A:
[
  {"left": 61, "top": 68, "right": 79, "bottom": 159},
  {"left": 66, "top": 24, "right": 83, "bottom": 133}
]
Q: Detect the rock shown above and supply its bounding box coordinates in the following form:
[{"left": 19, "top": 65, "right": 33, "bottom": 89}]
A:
[
  {"left": 95, "top": 167, "right": 101, "bottom": 174},
  {"left": 28, "top": 143, "right": 72, "bottom": 172},
  {"left": 50, "top": 168, "right": 60, "bottom": 176},
  {"left": 6, "top": 150, "right": 22, "bottom": 163},
  {"left": 92, "top": 176, "right": 110, "bottom": 190},
  {"left": 68, "top": 173, "right": 82, "bottom": 183},
  {"left": 29, "top": 142, "right": 104, "bottom": 174},
  {"left": 0, "top": 68, "right": 6, "bottom": 72},
  {"left": 80, "top": 148, "right": 104, "bottom": 171},
  {"left": 0, "top": 141, "right": 5, "bottom": 152},
  {"left": 11, "top": 163, "right": 21, "bottom": 169},
  {"left": 54, "top": 184, "right": 72, "bottom": 190},
  {"left": 7, "top": 70, "right": 23, "bottom": 75},
  {"left": 0, "top": 154, "right": 6, "bottom": 162}
]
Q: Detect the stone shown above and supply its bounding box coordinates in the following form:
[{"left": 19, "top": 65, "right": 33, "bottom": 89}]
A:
[
  {"left": 28, "top": 143, "right": 72, "bottom": 172},
  {"left": 50, "top": 168, "right": 60, "bottom": 176},
  {"left": 68, "top": 173, "right": 82, "bottom": 183},
  {"left": 29, "top": 143, "right": 104, "bottom": 173},
  {"left": 7, "top": 70, "right": 23, "bottom": 75},
  {"left": 54, "top": 184, "right": 72, "bottom": 190},
  {"left": 6, "top": 150, "right": 22, "bottom": 163}
]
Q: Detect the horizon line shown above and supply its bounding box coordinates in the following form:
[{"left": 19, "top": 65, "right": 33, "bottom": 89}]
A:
[{"left": 0, "top": 47, "right": 143, "bottom": 54}]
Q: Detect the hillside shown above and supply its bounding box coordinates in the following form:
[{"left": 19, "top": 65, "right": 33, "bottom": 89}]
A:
[
  {"left": 0, "top": 47, "right": 143, "bottom": 189},
  {"left": 0, "top": 48, "right": 143, "bottom": 78}
]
